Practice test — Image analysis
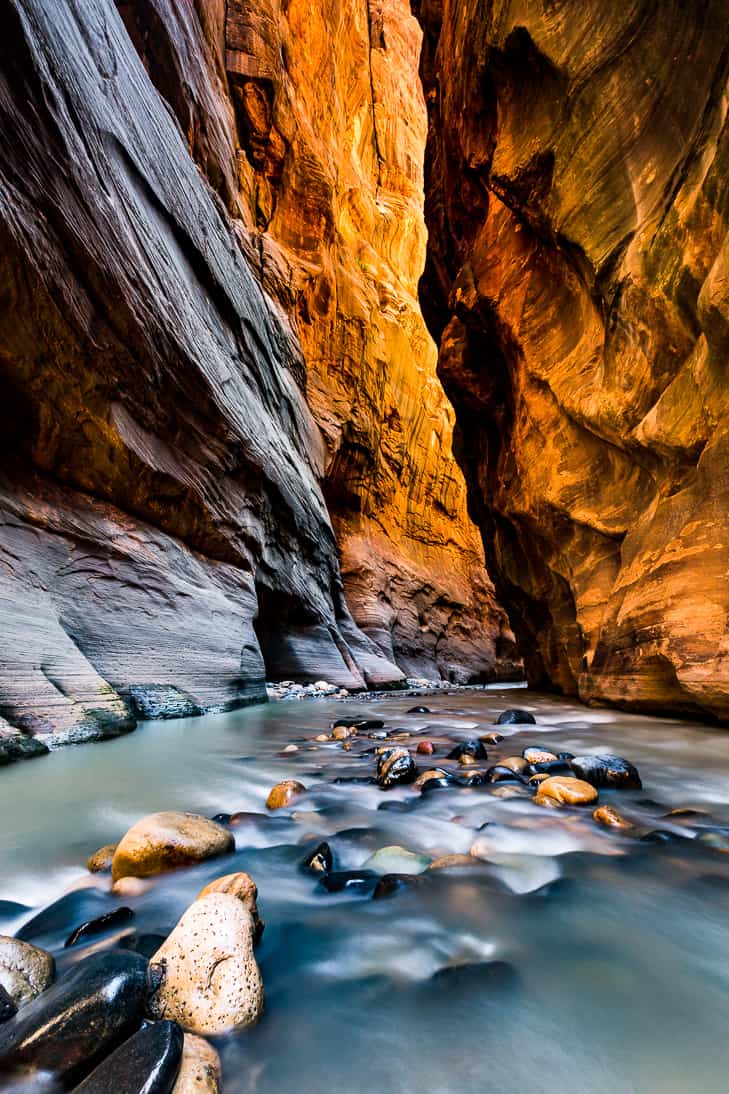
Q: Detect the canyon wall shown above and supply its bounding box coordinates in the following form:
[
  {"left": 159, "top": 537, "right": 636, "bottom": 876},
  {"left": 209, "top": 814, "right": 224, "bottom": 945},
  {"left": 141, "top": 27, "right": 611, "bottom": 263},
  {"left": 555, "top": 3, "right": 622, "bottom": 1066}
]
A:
[
  {"left": 0, "top": 0, "right": 515, "bottom": 743},
  {"left": 417, "top": 0, "right": 729, "bottom": 719}
]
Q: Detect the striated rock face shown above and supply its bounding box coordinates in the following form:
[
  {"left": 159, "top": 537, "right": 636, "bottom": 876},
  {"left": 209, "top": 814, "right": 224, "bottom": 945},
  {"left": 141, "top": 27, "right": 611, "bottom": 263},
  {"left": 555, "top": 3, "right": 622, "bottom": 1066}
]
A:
[{"left": 417, "top": 0, "right": 729, "bottom": 719}]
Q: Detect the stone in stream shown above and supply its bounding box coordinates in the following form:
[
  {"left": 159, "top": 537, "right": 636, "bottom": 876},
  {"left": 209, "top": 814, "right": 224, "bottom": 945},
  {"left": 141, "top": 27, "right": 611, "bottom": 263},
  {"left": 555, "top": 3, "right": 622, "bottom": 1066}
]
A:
[
  {"left": 416, "top": 740, "right": 434, "bottom": 755},
  {"left": 0, "top": 733, "right": 49, "bottom": 764},
  {"left": 372, "top": 874, "right": 426, "bottom": 899},
  {"left": 376, "top": 747, "right": 417, "bottom": 789},
  {"left": 300, "top": 841, "right": 333, "bottom": 874},
  {"left": 173, "top": 1034, "right": 221, "bottom": 1093},
  {"left": 427, "top": 854, "right": 482, "bottom": 871},
  {"left": 525, "top": 759, "right": 572, "bottom": 776},
  {"left": 534, "top": 776, "right": 598, "bottom": 806},
  {"left": 17, "top": 890, "right": 120, "bottom": 950},
  {"left": 111, "top": 813, "right": 234, "bottom": 882},
  {"left": 479, "top": 732, "right": 503, "bottom": 745},
  {"left": 317, "top": 871, "right": 379, "bottom": 895},
  {"left": 569, "top": 755, "right": 642, "bottom": 790},
  {"left": 73, "top": 1019, "right": 184, "bottom": 1092},
  {"left": 430, "top": 960, "right": 519, "bottom": 991},
  {"left": 496, "top": 709, "right": 536, "bottom": 725},
  {"left": 87, "top": 844, "right": 118, "bottom": 874},
  {"left": 522, "top": 747, "right": 558, "bottom": 764},
  {"left": 363, "top": 846, "right": 431, "bottom": 875},
  {"left": 406, "top": 706, "right": 431, "bottom": 714},
  {"left": 0, "top": 985, "right": 17, "bottom": 1025},
  {"left": 330, "top": 718, "right": 384, "bottom": 731},
  {"left": 331, "top": 725, "right": 356, "bottom": 740},
  {"left": 65, "top": 907, "right": 135, "bottom": 949},
  {"left": 414, "top": 768, "right": 454, "bottom": 791},
  {"left": 0, "top": 951, "right": 148, "bottom": 1086},
  {"left": 447, "top": 739, "right": 487, "bottom": 761},
  {"left": 593, "top": 805, "right": 633, "bottom": 830},
  {"left": 498, "top": 756, "right": 529, "bottom": 775},
  {"left": 197, "top": 873, "right": 264, "bottom": 945},
  {"left": 266, "top": 780, "right": 306, "bottom": 809},
  {"left": 147, "top": 893, "right": 263, "bottom": 1035},
  {"left": 0, "top": 936, "right": 55, "bottom": 1008},
  {"left": 484, "top": 765, "right": 526, "bottom": 784}
]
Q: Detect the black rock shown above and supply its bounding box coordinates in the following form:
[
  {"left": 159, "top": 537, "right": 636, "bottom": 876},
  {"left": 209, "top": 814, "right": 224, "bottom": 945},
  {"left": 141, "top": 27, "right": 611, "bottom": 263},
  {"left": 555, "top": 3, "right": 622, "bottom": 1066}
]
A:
[
  {"left": 495, "top": 709, "right": 536, "bottom": 725},
  {"left": 484, "top": 765, "right": 527, "bottom": 783},
  {"left": 330, "top": 718, "right": 384, "bottom": 731},
  {"left": 65, "top": 907, "right": 135, "bottom": 949},
  {"left": 430, "top": 960, "right": 519, "bottom": 991},
  {"left": 301, "top": 841, "right": 333, "bottom": 873},
  {"left": 419, "top": 770, "right": 456, "bottom": 793},
  {"left": 639, "top": 829, "right": 685, "bottom": 844},
  {"left": 317, "top": 871, "right": 379, "bottom": 895},
  {"left": 117, "top": 934, "right": 168, "bottom": 960},
  {"left": 0, "top": 951, "right": 148, "bottom": 1086},
  {"left": 0, "top": 986, "right": 17, "bottom": 1026},
  {"left": 376, "top": 748, "right": 417, "bottom": 789},
  {"left": 406, "top": 706, "right": 431, "bottom": 714},
  {"left": 569, "top": 754, "right": 642, "bottom": 790},
  {"left": 447, "top": 739, "right": 487, "bottom": 761},
  {"left": 372, "top": 874, "right": 425, "bottom": 900},
  {"left": 557, "top": 751, "right": 575, "bottom": 761},
  {"left": 211, "top": 813, "right": 231, "bottom": 825},
  {"left": 17, "top": 890, "right": 121, "bottom": 949},
  {"left": 525, "top": 760, "right": 572, "bottom": 777},
  {"left": 73, "top": 1019, "right": 183, "bottom": 1093}
]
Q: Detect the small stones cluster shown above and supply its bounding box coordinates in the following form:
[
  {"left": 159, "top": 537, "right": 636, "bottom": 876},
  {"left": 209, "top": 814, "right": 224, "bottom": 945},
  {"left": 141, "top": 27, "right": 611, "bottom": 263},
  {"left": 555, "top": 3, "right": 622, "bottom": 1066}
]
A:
[{"left": 265, "top": 679, "right": 349, "bottom": 700}]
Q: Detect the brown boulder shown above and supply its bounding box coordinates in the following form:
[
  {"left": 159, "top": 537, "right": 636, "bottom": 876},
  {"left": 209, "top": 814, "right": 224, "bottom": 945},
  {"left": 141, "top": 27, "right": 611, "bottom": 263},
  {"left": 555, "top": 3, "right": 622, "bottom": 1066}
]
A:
[{"left": 111, "top": 812, "right": 233, "bottom": 882}]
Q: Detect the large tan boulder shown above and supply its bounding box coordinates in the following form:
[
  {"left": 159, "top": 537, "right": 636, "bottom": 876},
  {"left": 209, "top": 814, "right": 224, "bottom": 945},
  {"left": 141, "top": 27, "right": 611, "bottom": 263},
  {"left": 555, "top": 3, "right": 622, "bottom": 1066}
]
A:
[
  {"left": 173, "top": 1034, "right": 221, "bottom": 1093},
  {"left": 535, "top": 776, "right": 598, "bottom": 807},
  {"left": 111, "top": 812, "right": 234, "bottom": 882},
  {"left": 197, "top": 872, "right": 264, "bottom": 945},
  {"left": 0, "top": 936, "right": 55, "bottom": 1007},
  {"left": 147, "top": 893, "right": 263, "bottom": 1035}
]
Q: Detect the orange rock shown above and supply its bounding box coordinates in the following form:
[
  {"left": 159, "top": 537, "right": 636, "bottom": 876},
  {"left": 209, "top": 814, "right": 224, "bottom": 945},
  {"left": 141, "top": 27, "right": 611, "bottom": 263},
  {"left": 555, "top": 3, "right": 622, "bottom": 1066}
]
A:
[
  {"left": 417, "top": 740, "right": 434, "bottom": 755},
  {"left": 535, "top": 777, "right": 598, "bottom": 807},
  {"left": 593, "top": 805, "right": 633, "bottom": 830},
  {"left": 265, "top": 780, "right": 306, "bottom": 810}
]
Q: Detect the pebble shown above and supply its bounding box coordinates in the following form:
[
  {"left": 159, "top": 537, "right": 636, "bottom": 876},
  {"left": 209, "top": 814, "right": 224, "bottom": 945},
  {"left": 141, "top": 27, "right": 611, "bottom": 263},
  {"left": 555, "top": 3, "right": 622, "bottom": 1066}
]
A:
[
  {"left": 113, "top": 877, "right": 153, "bottom": 898},
  {"left": 0, "top": 936, "right": 55, "bottom": 1007},
  {"left": 280, "top": 744, "right": 298, "bottom": 754},
  {"left": 479, "top": 732, "right": 503, "bottom": 745},
  {"left": 65, "top": 907, "right": 134, "bottom": 949},
  {"left": 447, "top": 739, "right": 487, "bottom": 761},
  {"left": 331, "top": 725, "right": 356, "bottom": 740},
  {"left": 300, "top": 842, "right": 333, "bottom": 873},
  {"left": 314, "top": 734, "right": 329, "bottom": 742},
  {"left": 86, "top": 844, "right": 118, "bottom": 874},
  {"left": 266, "top": 780, "right": 306, "bottom": 809},
  {"left": 376, "top": 748, "right": 417, "bottom": 789},
  {"left": 173, "top": 1033, "right": 221, "bottom": 1093},
  {"left": 406, "top": 706, "right": 431, "bottom": 714},
  {"left": 111, "top": 813, "right": 234, "bottom": 883},
  {"left": 522, "top": 747, "right": 558, "bottom": 764},
  {"left": 496, "top": 709, "right": 536, "bottom": 725},
  {"left": 593, "top": 805, "right": 633, "bottom": 830},
  {"left": 535, "top": 776, "right": 598, "bottom": 806},
  {"left": 147, "top": 893, "right": 263, "bottom": 1035},
  {"left": 363, "top": 846, "right": 431, "bottom": 875},
  {"left": 499, "top": 756, "right": 529, "bottom": 775},
  {"left": 0, "top": 951, "right": 147, "bottom": 1086},
  {"left": 197, "top": 873, "right": 264, "bottom": 945},
  {"left": 414, "top": 768, "right": 453, "bottom": 791},
  {"left": 484, "top": 765, "right": 525, "bottom": 783},
  {"left": 417, "top": 741, "right": 434, "bottom": 755},
  {"left": 569, "top": 755, "right": 642, "bottom": 790},
  {"left": 73, "top": 1018, "right": 184, "bottom": 1092}
]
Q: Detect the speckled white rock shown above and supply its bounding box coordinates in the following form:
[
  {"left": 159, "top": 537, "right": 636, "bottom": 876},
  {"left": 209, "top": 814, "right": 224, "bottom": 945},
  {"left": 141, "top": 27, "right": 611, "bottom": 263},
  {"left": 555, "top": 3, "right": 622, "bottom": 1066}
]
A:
[
  {"left": 147, "top": 893, "right": 263, "bottom": 1035},
  {"left": 0, "top": 936, "right": 55, "bottom": 1006},
  {"left": 173, "top": 1034, "right": 221, "bottom": 1093}
]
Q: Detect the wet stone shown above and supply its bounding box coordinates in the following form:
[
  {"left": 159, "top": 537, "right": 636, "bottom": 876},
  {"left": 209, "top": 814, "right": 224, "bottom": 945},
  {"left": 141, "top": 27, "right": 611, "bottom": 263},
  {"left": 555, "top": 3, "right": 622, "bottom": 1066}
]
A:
[
  {"left": 317, "top": 871, "right": 379, "bottom": 895},
  {"left": 17, "top": 890, "right": 118, "bottom": 949},
  {"left": 376, "top": 748, "right": 417, "bottom": 789},
  {"left": 417, "top": 741, "right": 434, "bottom": 755},
  {"left": 74, "top": 1018, "right": 184, "bottom": 1093},
  {"left": 522, "top": 747, "right": 558, "bottom": 764},
  {"left": 0, "top": 986, "right": 17, "bottom": 1025},
  {"left": 266, "top": 780, "right": 306, "bottom": 809},
  {"left": 0, "top": 937, "right": 55, "bottom": 1008},
  {"left": 496, "top": 709, "right": 536, "bottom": 725},
  {"left": 430, "top": 960, "right": 519, "bottom": 991},
  {"left": 301, "top": 841, "right": 334, "bottom": 873},
  {"left": 535, "top": 776, "right": 598, "bottom": 806},
  {"left": 479, "top": 732, "right": 503, "bottom": 745},
  {"left": 0, "top": 951, "right": 148, "bottom": 1086},
  {"left": 112, "top": 812, "right": 234, "bottom": 882},
  {"left": 593, "top": 805, "right": 633, "bottom": 830},
  {"left": 65, "top": 907, "right": 135, "bottom": 949},
  {"left": 197, "top": 873, "right": 264, "bottom": 946},
  {"left": 372, "top": 874, "right": 426, "bottom": 900},
  {"left": 363, "top": 846, "right": 431, "bottom": 874},
  {"left": 569, "top": 755, "right": 642, "bottom": 790},
  {"left": 484, "top": 765, "right": 526, "bottom": 784},
  {"left": 406, "top": 706, "right": 431, "bottom": 714},
  {"left": 86, "top": 844, "right": 118, "bottom": 874},
  {"left": 447, "top": 739, "right": 487, "bottom": 761}
]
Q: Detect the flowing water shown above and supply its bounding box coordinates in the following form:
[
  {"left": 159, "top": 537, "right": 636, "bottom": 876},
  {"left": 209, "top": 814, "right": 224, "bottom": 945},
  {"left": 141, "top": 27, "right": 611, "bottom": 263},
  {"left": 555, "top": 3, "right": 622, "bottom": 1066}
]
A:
[{"left": 3, "top": 686, "right": 729, "bottom": 1093}]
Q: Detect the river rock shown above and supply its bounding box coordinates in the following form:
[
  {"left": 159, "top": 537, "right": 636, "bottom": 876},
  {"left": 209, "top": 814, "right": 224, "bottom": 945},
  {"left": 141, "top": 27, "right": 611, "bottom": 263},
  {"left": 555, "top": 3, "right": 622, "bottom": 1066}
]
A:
[
  {"left": 363, "top": 846, "right": 431, "bottom": 875},
  {"left": 417, "top": 740, "right": 434, "bottom": 755},
  {"left": 0, "top": 951, "right": 147, "bottom": 1086},
  {"left": 414, "top": 768, "right": 453, "bottom": 791},
  {"left": 331, "top": 725, "right": 356, "bottom": 740},
  {"left": 173, "top": 1034, "right": 221, "bottom": 1093},
  {"left": 535, "top": 776, "right": 598, "bottom": 806},
  {"left": 484, "top": 765, "right": 525, "bottom": 783},
  {"left": 406, "top": 706, "right": 431, "bottom": 714},
  {"left": 300, "top": 842, "right": 333, "bottom": 874},
  {"left": 197, "top": 873, "right": 264, "bottom": 945},
  {"left": 427, "top": 854, "right": 482, "bottom": 871},
  {"left": 499, "top": 756, "right": 529, "bottom": 775},
  {"left": 479, "top": 732, "right": 504, "bottom": 745},
  {"left": 522, "top": 747, "right": 558, "bottom": 764},
  {"left": 147, "top": 894, "right": 263, "bottom": 1035},
  {"left": 447, "top": 739, "right": 487, "bottom": 761},
  {"left": 0, "top": 986, "right": 17, "bottom": 1025},
  {"left": 569, "top": 755, "right": 642, "bottom": 789},
  {"left": 0, "top": 937, "right": 55, "bottom": 1007},
  {"left": 376, "top": 748, "right": 417, "bottom": 789},
  {"left": 266, "top": 780, "right": 306, "bottom": 809},
  {"left": 65, "top": 907, "right": 135, "bottom": 949},
  {"left": 593, "top": 805, "right": 633, "bottom": 830},
  {"left": 74, "top": 1019, "right": 183, "bottom": 1092},
  {"left": 317, "top": 871, "right": 379, "bottom": 895},
  {"left": 111, "top": 813, "right": 234, "bottom": 883},
  {"left": 496, "top": 709, "right": 536, "bottom": 725},
  {"left": 87, "top": 844, "right": 118, "bottom": 874},
  {"left": 372, "top": 874, "right": 426, "bottom": 900},
  {"left": 330, "top": 718, "right": 384, "bottom": 731}
]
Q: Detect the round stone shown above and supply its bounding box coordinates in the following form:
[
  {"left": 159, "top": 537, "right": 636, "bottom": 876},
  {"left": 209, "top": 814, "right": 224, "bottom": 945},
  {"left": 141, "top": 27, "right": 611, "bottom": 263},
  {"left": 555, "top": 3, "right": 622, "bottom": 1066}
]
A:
[
  {"left": 266, "top": 780, "right": 306, "bottom": 809},
  {"left": 535, "top": 776, "right": 598, "bottom": 806},
  {"left": 86, "top": 844, "right": 117, "bottom": 874},
  {"left": 111, "top": 813, "right": 234, "bottom": 882},
  {"left": 496, "top": 709, "right": 536, "bottom": 725},
  {"left": 593, "top": 804, "right": 633, "bottom": 829},
  {"left": 376, "top": 748, "right": 417, "bottom": 789}
]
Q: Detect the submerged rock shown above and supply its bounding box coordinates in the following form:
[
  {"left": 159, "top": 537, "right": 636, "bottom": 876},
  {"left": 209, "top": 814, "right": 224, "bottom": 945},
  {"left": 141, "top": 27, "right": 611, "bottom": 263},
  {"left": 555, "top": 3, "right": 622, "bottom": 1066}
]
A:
[
  {"left": 87, "top": 844, "right": 118, "bottom": 874},
  {"left": 147, "top": 894, "right": 263, "bottom": 1035},
  {"left": 317, "top": 871, "right": 379, "bottom": 895},
  {"left": 427, "top": 854, "right": 482, "bottom": 871},
  {"left": 535, "top": 776, "right": 598, "bottom": 806},
  {"left": 498, "top": 756, "right": 529, "bottom": 775},
  {"left": 430, "top": 961, "right": 518, "bottom": 991},
  {"left": 447, "top": 739, "right": 488, "bottom": 761},
  {"left": 372, "top": 874, "right": 426, "bottom": 900},
  {"left": 300, "top": 842, "right": 334, "bottom": 874},
  {"left": 197, "top": 873, "right": 264, "bottom": 946},
  {"left": 414, "top": 768, "right": 453, "bottom": 791},
  {"left": 0, "top": 986, "right": 17, "bottom": 1025},
  {"left": 593, "top": 805, "right": 633, "bottom": 830},
  {"left": 65, "top": 907, "right": 135, "bottom": 949},
  {"left": 363, "top": 846, "right": 431, "bottom": 875},
  {"left": 406, "top": 706, "right": 431, "bottom": 714},
  {"left": 479, "top": 732, "right": 504, "bottom": 745},
  {"left": 0, "top": 951, "right": 147, "bottom": 1086},
  {"left": 569, "top": 755, "right": 642, "bottom": 790},
  {"left": 0, "top": 936, "right": 55, "bottom": 1007},
  {"left": 173, "top": 1034, "right": 221, "bottom": 1093},
  {"left": 111, "top": 813, "right": 234, "bottom": 882},
  {"left": 496, "top": 709, "right": 536, "bottom": 725},
  {"left": 376, "top": 748, "right": 417, "bottom": 789},
  {"left": 484, "top": 765, "right": 525, "bottom": 784},
  {"left": 416, "top": 740, "right": 435, "bottom": 755},
  {"left": 74, "top": 1019, "right": 183, "bottom": 1092},
  {"left": 266, "top": 780, "right": 306, "bottom": 809}
]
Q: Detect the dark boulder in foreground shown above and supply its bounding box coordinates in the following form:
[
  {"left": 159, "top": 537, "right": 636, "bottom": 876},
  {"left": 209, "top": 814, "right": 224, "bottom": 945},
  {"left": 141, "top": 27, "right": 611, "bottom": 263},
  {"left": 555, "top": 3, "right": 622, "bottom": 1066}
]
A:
[
  {"left": 569, "top": 755, "right": 642, "bottom": 790},
  {"left": 74, "top": 1019, "right": 183, "bottom": 1093},
  {"left": 0, "top": 951, "right": 147, "bottom": 1086},
  {"left": 496, "top": 709, "right": 536, "bottom": 725}
]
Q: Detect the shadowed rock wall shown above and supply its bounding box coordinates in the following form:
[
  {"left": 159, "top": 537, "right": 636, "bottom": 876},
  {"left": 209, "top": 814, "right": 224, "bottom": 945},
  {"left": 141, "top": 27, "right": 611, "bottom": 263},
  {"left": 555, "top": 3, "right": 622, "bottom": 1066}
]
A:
[{"left": 417, "top": 0, "right": 729, "bottom": 719}]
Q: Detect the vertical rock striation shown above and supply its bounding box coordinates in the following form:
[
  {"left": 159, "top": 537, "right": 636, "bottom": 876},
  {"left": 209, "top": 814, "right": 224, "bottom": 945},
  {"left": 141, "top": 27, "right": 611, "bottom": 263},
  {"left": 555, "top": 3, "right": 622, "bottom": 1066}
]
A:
[{"left": 417, "top": 0, "right": 729, "bottom": 719}]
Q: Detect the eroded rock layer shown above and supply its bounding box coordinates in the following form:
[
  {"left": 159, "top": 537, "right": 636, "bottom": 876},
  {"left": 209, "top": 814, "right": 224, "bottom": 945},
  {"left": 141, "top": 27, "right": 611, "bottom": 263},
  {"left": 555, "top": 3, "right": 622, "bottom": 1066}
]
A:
[
  {"left": 0, "top": 0, "right": 515, "bottom": 741},
  {"left": 417, "top": 0, "right": 729, "bottom": 719}
]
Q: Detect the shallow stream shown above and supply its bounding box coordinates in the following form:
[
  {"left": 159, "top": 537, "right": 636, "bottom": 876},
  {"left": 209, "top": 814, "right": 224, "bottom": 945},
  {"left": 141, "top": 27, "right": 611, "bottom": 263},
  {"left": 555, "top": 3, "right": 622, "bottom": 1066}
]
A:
[{"left": 3, "top": 686, "right": 729, "bottom": 1093}]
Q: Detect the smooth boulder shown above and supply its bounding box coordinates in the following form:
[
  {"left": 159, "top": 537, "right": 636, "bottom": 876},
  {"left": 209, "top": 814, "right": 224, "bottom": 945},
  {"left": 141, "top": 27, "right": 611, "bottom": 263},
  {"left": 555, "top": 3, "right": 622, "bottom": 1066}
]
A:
[
  {"left": 447, "top": 740, "right": 487, "bottom": 762},
  {"left": 0, "top": 951, "right": 147, "bottom": 1086},
  {"left": 496, "top": 709, "right": 536, "bottom": 725},
  {"left": 87, "top": 844, "right": 118, "bottom": 874},
  {"left": 535, "top": 776, "right": 598, "bottom": 806},
  {"left": 147, "top": 894, "right": 263, "bottom": 1035},
  {"left": 569, "top": 755, "right": 642, "bottom": 790},
  {"left": 74, "top": 1019, "right": 183, "bottom": 1093},
  {"left": 173, "top": 1034, "right": 221, "bottom": 1093},
  {"left": 593, "top": 805, "right": 633, "bottom": 830},
  {"left": 363, "top": 846, "right": 431, "bottom": 875},
  {"left": 0, "top": 936, "right": 55, "bottom": 1007},
  {"left": 266, "top": 780, "right": 306, "bottom": 810},
  {"left": 197, "top": 873, "right": 264, "bottom": 945},
  {"left": 112, "top": 813, "right": 234, "bottom": 883}
]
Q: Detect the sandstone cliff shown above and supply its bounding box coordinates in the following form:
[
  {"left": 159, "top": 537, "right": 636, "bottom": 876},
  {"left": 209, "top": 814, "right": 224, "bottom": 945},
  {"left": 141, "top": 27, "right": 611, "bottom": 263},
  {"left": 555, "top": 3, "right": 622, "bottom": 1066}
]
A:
[
  {"left": 417, "top": 0, "right": 729, "bottom": 719},
  {"left": 0, "top": 0, "right": 515, "bottom": 744}
]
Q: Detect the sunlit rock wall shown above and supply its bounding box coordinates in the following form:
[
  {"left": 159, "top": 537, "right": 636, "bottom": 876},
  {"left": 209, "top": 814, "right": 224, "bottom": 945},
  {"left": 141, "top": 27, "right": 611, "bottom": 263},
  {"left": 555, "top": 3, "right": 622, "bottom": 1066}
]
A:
[{"left": 417, "top": 0, "right": 729, "bottom": 719}]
